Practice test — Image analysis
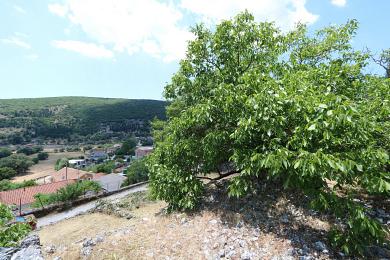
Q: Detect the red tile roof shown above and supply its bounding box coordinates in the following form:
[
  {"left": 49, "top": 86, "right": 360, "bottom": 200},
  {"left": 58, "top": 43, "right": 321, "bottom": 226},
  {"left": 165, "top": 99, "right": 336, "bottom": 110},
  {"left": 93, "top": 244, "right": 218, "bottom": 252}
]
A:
[
  {"left": 51, "top": 167, "right": 90, "bottom": 182},
  {"left": 49, "top": 167, "right": 105, "bottom": 182},
  {"left": 0, "top": 180, "right": 75, "bottom": 206}
]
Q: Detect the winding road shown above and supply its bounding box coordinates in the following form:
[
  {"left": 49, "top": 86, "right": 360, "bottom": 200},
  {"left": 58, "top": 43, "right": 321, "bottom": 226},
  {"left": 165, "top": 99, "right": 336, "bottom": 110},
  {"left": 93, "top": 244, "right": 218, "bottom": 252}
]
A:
[{"left": 37, "top": 183, "right": 147, "bottom": 228}]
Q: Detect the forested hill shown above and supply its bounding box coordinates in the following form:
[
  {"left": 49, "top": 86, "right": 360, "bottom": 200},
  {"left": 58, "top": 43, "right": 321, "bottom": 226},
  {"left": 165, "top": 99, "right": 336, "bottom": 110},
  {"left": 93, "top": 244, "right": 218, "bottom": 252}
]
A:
[{"left": 0, "top": 97, "right": 166, "bottom": 144}]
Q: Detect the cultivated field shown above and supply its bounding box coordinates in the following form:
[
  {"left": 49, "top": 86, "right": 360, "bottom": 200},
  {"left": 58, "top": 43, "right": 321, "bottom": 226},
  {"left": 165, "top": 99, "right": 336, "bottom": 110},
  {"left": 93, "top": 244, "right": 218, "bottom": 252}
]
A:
[{"left": 12, "top": 151, "right": 84, "bottom": 183}]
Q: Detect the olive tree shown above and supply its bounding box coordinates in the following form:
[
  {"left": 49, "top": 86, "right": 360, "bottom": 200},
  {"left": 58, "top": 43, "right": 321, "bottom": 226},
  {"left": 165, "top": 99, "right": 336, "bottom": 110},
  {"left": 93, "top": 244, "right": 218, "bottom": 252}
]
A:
[{"left": 149, "top": 12, "right": 389, "bottom": 255}]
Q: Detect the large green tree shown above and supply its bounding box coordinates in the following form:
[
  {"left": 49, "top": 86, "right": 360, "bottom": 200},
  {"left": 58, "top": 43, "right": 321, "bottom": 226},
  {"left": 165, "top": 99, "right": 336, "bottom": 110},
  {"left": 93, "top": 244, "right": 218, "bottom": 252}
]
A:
[
  {"left": 0, "top": 154, "right": 34, "bottom": 174},
  {"left": 149, "top": 12, "right": 389, "bottom": 255}
]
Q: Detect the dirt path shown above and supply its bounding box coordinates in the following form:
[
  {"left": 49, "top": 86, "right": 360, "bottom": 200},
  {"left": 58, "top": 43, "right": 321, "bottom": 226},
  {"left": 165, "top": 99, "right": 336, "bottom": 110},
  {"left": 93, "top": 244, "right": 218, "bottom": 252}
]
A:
[{"left": 37, "top": 184, "right": 147, "bottom": 228}]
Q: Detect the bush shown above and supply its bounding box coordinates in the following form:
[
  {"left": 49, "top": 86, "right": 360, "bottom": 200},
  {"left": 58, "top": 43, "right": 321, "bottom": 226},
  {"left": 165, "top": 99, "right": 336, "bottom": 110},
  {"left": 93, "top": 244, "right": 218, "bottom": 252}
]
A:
[
  {"left": 34, "top": 180, "right": 101, "bottom": 207},
  {"left": 16, "top": 146, "right": 43, "bottom": 155},
  {"left": 0, "top": 179, "right": 36, "bottom": 191},
  {"left": 54, "top": 158, "right": 69, "bottom": 171},
  {"left": 0, "top": 155, "right": 33, "bottom": 175},
  {"left": 123, "top": 158, "right": 149, "bottom": 186},
  {"left": 86, "top": 161, "right": 115, "bottom": 174},
  {"left": 149, "top": 12, "right": 390, "bottom": 256},
  {"left": 32, "top": 157, "right": 39, "bottom": 164},
  {"left": 0, "top": 167, "right": 17, "bottom": 181},
  {"left": 0, "top": 148, "right": 12, "bottom": 159},
  {"left": 37, "top": 152, "right": 49, "bottom": 160},
  {"left": 0, "top": 203, "right": 31, "bottom": 247},
  {"left": 116, "top": 137, "right": 137, "bottom": 156}
]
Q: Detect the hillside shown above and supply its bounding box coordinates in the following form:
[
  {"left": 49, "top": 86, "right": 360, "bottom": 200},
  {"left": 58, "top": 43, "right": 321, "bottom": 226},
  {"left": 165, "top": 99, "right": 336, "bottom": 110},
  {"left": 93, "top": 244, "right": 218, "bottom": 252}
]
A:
[{"left": 0, "top": 97, "right": 166, "bottom": 144}]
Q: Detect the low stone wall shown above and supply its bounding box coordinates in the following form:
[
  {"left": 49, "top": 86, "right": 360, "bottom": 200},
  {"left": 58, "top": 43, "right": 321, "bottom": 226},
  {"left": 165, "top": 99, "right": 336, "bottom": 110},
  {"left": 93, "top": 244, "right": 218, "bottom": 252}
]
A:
[
  {"left": 24, "top": 181, "right": 148, "bottom": 218},
  {"left": 0, "top": 235, "right": 44, "bottom": 260}
]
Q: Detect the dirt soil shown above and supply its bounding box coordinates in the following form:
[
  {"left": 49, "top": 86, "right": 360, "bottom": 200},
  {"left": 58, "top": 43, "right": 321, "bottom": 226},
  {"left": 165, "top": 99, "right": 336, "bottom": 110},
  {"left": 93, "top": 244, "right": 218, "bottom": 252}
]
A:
[
  {"left": 37, "top": 185, "right": 339, "bottom": 260},
  {"left": 12, "top": 151, "right": 84, "bottom": 183}
]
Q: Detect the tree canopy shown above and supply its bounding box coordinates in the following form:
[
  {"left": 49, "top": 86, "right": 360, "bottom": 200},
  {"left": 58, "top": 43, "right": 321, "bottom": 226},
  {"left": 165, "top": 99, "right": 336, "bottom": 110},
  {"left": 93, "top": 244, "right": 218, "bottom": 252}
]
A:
[
  {"left": 0, "top": 154, "right": 34, "bottom": 175},
  {"left": 149, "top": 12, "right": 389, "bottom": 256},
  {"left": 123, "top": 158, "right": 149, "bottom": 186}
]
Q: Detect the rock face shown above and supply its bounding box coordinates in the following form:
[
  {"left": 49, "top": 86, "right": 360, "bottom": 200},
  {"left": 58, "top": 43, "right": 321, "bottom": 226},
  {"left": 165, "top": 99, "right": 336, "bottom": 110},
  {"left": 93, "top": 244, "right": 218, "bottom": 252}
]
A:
[{"left": 0, "top": 235, "right": 44, "bottom": 260}]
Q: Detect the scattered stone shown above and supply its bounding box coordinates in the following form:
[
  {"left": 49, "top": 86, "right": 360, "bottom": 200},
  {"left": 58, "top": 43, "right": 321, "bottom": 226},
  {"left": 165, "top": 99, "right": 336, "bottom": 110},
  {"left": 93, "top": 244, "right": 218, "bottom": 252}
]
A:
[
  {"left": 302, "top": 244, "right": 310, "bottom": 255},
  {"left": 209, "top": 219, "right": 218, "bottom": 225},
  {"left": 82, "top": 238, "right": 96, "bottom": 248},
  {"left": 6, "top": 235, "right": 44, "bottom": 260},
  {"left": 236, "top": 221, "right": 244, "bottom": 228},
  {"left": 80, "top": 246, "right": 92, "bottom": 257},
  {"left": 0, "top": 247, "right": 18, "bottom": 260},
  {"left": 11, "top": 246, "right": 44, "bottom": 260},
  {"left": 240, "top": 250, "right": 252, "bottom": 260},
  {"left": 180, "top": 218, "right": 187, "bottom": 225},
  {"left": 218, "top": 249, "right": 225, "bottom": 257},
  {"left": 44, "top": 245, "right": 56, "bottom": 254},
  {"left": 281, "top": 214, "right": 289, "bottom": 224},
  {"left": 225, "top": 249, "right": 236, "bottom": 258},
  {"left": 94, "top": 235, "right": 104, "bottom": 244},
  {"left": 314, "top": 241, "right": 326, "bottom": 252},
  {"left": 53, "top": 257, "right": 62, "bottom": 260}
]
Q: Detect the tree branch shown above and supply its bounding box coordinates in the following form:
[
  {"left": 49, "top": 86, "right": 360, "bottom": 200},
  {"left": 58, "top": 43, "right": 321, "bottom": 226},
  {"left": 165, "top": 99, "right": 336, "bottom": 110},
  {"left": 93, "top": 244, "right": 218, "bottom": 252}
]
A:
[{"left": 197, "top": 170, "right": 240, "bottom": 182}]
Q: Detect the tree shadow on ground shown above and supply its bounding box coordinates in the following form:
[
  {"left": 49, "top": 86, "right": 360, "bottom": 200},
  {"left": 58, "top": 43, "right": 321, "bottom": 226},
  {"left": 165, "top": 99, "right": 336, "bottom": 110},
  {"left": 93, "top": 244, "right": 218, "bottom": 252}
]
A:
[{"left": 191, "top": 179, "right": 342, "bottom": 259}]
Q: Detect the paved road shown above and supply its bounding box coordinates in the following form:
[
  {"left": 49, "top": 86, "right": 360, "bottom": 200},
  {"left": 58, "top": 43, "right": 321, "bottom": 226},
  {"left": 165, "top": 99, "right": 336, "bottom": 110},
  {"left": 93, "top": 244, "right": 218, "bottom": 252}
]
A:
[{"left": 37, "top": 184, "right": 147, "bottom": 228}]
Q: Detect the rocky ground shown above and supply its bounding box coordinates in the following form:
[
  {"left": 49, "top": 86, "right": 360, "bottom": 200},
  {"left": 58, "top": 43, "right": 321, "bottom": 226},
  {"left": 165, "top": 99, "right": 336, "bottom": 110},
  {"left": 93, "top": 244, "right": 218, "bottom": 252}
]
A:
[{"left": 35, "top": 181, "right": 390, "bottom": 260}]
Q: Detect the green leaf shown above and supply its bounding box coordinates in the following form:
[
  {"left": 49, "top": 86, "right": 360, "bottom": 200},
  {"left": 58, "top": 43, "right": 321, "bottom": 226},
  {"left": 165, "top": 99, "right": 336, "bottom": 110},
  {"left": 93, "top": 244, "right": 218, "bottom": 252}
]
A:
[{"left": 308, "top": 124, "right": 316, "bottom": 131}]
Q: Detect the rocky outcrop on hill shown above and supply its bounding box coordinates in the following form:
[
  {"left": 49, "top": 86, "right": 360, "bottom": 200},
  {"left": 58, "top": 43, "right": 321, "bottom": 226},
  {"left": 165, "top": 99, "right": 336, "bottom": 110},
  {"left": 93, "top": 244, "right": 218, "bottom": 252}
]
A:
[{"left": 0, "top": 235, "right": 43, "bottom": 260}]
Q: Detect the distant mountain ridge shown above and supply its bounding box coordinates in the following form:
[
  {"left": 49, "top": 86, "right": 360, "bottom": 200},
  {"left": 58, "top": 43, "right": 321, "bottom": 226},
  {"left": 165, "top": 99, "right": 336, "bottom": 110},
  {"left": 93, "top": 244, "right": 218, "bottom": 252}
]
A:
[{"left": 0, "top": 96, "right": 167, "bottom": 144}]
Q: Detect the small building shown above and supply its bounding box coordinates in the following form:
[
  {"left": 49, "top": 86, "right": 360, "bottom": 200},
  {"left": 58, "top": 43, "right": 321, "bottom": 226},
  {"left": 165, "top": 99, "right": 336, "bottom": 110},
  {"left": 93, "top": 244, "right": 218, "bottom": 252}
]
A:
[
  {"left": 97, "top": 173, "right": 126, "bottom": 192},
  {"left": 88, "top": 149, "right": 108, "bottom": 162},
  {"left": 0, "top": 180, "right": 76, "bottom": 213},
  {"left": 48, "top": 167, "right": 104, "bottom": 182},
  {"left": 68, "top": 159, "right": 86, "bottom": 168},
  {"left": 135, "top": 146, "right": 153, "bottom": 159}
]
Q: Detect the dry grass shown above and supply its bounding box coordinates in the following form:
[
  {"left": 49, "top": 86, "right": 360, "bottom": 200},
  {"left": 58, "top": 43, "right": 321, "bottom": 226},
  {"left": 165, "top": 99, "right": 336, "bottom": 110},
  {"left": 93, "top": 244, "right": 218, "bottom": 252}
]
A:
[
  {"left": 12, "top": 151, "right": 84, "bottom": 183},
  {"left": 38, "top": 199, "right": 319, "bottom": 260}
]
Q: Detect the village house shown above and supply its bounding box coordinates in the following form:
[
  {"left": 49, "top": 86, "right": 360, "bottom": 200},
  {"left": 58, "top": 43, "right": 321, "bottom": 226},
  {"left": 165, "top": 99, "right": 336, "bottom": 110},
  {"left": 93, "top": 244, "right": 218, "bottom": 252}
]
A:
[
  {"left": 68, "top": 159, "right": 87, "bottom": 168},
  {"left": 135, "top": 146, "right": 153, "bottom": 159},
  {"left": 35, "top": 167, "right": 105, "bottom": 184},
  {"left": 88, "top": 149, "right": 108, "bottom": 162},
  {"left": 0, "top": 180, "right": 76, "bottom": 214},
  {"left": 98, "top": 173, "right": 126, "bottom": 192}
]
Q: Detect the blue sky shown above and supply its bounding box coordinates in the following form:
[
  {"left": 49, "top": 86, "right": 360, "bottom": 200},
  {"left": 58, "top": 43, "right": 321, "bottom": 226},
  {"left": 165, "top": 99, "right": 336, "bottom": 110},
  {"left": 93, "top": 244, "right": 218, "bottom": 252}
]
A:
[{"left": 0, "top": 0, "right": 389, "bottom": 100}]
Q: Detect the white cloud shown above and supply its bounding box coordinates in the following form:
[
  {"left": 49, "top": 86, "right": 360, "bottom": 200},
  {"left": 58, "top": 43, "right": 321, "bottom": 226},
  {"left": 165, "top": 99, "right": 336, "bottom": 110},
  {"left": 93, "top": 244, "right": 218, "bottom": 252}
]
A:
[
  {"left": 330, "top": 0, "right": 347, "bottom": 7},
  {"left": 180, "top": 0, "right": 318, "bottom": 30},
  {"left": 52, "top": 40, "right": 114, "bottom": 59},
  {"left": 49, "top": 0, "right": 193, "bottom": 62},
  {"left": 1, "top": 36, "right": 31, "bottom": 49},
  {"left": 48, "top": 0, "right": 317, "bottom": 62},
  {"left": 13, "top": 5, "right": 27, "bottom": 14},
  {"left": 48, "top": 3, "right": 68, "bottom": 17}
]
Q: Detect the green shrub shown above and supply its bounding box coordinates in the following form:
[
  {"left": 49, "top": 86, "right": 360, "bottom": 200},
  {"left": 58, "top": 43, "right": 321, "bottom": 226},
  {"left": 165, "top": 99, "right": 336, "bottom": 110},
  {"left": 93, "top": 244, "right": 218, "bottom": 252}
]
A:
[
  {"left": 54, "top": 158, "right": 69, "bottom": 171},
  {"left": 0, "top": 167, "right": 17, "bottom": 181},
  {"left": 0, "top": 148, "right": 12, "bottom": 159},
  {"left": 149, "top": 12, "right": 390, "bottom": 256},
  {"left": 0, "top": 180, "right": 37, "bottom": 191},
  {"left": 34, "top": 180, "right": 101, "bottom": 207},
  {"left": 86, "top": 161, "right": 115, "bottom": 174},
  {"left": 123, "top": 159, "right": 149, "bottom": 186},
  {"left": 16, "top": 146, "right": 43, "bottom": 155},
  {"left": 0, "top": 203, "right": 31, "bottom": 247},
  {"left": 0, "top": 154, "right": 34, "bottom": 174},
  {"left": 37, "top": 152, "right": 49, "bottom": 160}
]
